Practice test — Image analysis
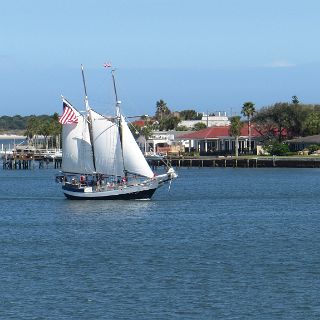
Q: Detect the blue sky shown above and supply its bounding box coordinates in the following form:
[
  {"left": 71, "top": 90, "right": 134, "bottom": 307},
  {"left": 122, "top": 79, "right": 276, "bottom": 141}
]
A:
[{"left": 1, "top": 0, "right": 320, "bottom": 116}]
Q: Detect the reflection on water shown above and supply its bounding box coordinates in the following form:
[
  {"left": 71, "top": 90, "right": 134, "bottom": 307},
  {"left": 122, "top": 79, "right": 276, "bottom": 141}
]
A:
[
  {"left": 62, "top": 198, "right": 157, "bottom": 217},
  {"left": 1, "top": 167, "right": 320, "bottom": 319}
]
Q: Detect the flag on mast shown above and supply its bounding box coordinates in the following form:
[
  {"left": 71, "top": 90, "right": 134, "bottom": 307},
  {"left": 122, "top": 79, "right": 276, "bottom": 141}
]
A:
[{"left": 59, "top": 100, "right": 78, "bottom": 124}]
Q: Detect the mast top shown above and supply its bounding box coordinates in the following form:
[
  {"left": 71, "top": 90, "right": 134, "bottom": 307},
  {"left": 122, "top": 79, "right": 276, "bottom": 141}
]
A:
[
  {"left": 111, "top": 69, "right": 121, "bottom": 117},
  {"left": 81, "top": 64, "right": 90, "bottom": 112}
]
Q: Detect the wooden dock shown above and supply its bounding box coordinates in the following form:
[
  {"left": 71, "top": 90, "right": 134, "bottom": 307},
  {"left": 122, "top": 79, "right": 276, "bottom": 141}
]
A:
[
  {"left": 2, "top": 154, "right": 62, "bottom": 170},
  {"left": 149, "top": 156, "right": 320, "bottom": 169},
  {"left": 3, "top": 154, "right": 320, "bottom": 170}
]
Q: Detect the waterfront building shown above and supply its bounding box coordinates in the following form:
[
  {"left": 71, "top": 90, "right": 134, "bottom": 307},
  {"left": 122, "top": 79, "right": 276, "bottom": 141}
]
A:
[
  {"left": 178, "top": 124, "right": 263, "bottom": 156},
  {"left": 286, "top": 135, "right": 320, "bottom": 152},
  {"left": 136, "top": 130, "right": 188, "bottom": 155}
]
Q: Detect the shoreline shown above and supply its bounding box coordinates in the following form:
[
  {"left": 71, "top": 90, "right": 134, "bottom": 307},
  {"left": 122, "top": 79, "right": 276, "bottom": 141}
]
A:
[
  {"left": 149, "top": 156, "right": 320, "bottom": 169},
  {"left": 0, "top": 134, "right": 26, "bottom": 140}
]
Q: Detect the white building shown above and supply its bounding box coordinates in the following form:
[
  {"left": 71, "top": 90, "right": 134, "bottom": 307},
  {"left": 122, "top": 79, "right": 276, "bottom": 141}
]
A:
[
  {"left": 137, "top": 130, "right": 188, "bottom": 155},
  {"left": 179, "top": 111, "right": 230, "bottom": 129}
]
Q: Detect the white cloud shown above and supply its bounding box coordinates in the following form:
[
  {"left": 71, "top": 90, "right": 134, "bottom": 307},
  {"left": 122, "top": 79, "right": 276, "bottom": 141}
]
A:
[{"left": 265, "top": 60, "right": 296, "bottom": 68}]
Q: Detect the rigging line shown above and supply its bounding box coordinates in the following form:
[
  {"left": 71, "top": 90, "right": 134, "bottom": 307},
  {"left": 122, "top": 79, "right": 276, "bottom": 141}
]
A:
[
  {"left": 160, "top": 157, "right": 173, "bottom": 170},
  {"left": 127, "top": 119, "right": 140, "bottom": 135}
]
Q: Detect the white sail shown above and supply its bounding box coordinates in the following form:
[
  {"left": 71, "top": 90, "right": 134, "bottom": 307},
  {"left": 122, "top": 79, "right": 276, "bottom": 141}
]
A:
[
  {"left": 120, "top": 115, "right": 154, "bottom": 178},
  {"left": 61, "top": 104, "right": 95, "bottom": 174},
  {"left": 90, "top": 110, "right": 124, "bottom": 176}
]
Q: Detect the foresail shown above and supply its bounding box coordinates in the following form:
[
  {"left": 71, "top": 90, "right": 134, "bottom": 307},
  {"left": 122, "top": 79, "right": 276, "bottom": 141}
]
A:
[
  {"left": 121, "top": 115, "right": 154, "bottom": 178},
  {"left": 61, "top": 100, "right": 95, "bottom": 174},
  {"left": 90, "top": 110, "right": 124, "bottom": 176}
]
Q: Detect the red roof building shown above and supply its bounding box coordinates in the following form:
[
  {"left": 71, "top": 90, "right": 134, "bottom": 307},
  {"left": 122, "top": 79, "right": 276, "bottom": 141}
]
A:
[
  {"left": 178, "top": 124, "right": 263, "bottom": 155},
  {"left": 132, "top": 120, "right": 146, "bottom": 128}
]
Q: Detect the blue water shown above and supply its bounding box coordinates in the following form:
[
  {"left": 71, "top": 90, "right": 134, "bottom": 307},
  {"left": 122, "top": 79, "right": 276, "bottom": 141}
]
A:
[
  {"left": 1, "top": 167, "right": 320, "bottom": 319},
  {"left": 0, "top": 138, "right": 26, "bottom": 150}
]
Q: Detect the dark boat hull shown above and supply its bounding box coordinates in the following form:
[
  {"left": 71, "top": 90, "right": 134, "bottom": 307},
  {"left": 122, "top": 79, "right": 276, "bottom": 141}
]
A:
[{"left": 63, "top": 187, "right": 157, "bottom": 200}]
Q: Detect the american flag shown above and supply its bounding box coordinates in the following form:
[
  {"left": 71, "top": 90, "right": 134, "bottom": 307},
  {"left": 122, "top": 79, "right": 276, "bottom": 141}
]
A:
[
  {"left": 59, "top": 101, "right": 78, "bottom": 124},
  {"left": 103, "top": 62, "right": 112, "bottom": 68}
]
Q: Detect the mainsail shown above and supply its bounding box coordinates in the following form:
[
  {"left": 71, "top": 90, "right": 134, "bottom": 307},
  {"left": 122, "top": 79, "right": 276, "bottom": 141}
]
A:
[
  {"left": 120, "top": 115, "right": 154, "bottom": 178},
  {"left": 61, "top": 100, "right": 95, "bottom": 174},
  {"left": 90, "top": 109, "right": 124, "bottom": 176},
  {"left": 60, "top": 98, "right": 154, "bottom": 179}
]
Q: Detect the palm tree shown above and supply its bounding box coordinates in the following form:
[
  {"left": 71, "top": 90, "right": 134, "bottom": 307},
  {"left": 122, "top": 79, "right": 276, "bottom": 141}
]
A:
[
  {"left": 25, "top": 116, "right": 41, "bottom": 148},
  {"left": 241, "top": 102, "right": 256, "bottom": 152},
  {"left": 50, "top": 113, "right": 62, "bottom": 149},
  {"left": 155, "top": 100, "right": 170, "bottom": 121},
  {"left": 39, "top": 120, "right": 51, "bottom": 149},
  {"left": 229, "top": 116, "right": 243, "bottom": 157}
]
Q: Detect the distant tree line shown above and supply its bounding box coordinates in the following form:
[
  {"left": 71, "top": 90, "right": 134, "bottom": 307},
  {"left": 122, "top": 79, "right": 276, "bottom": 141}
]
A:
[
  {"left": 25, "top": 113, "right": 62, "bottom": 149},
  {"left": 227, "top": 97, "right": 320, "bottom": 156},
  {"left": 252, "top": 102, "right": 320, "bottom": 141},
  {"left": 5, "top": 96, "right": 320, "bottom": 155},
  {"left": 0, "top": 114, "right": 57, "bottom": 132},
  {"left": 0, "top": 113, "right": 62, "bottom": 149}
]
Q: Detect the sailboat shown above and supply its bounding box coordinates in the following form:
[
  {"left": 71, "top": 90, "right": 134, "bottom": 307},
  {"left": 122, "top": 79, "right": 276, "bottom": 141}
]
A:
[{"left": 56, "top": 66, "right": 177, "bottom": 200}]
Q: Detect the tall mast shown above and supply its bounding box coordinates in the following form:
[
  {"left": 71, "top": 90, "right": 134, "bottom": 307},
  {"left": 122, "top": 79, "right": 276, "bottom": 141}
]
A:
[
  {"left": 110, "top": 68, "right": 126, "bottom": 176},
  {"left": 81, "top": 64, "right": 90, "bottom": 112},
  {"left": 81, "top": 64, "right": 96, "bottom": 172},
  {"left": 111, "top": 69, "right": 121, "bottom": 118}
]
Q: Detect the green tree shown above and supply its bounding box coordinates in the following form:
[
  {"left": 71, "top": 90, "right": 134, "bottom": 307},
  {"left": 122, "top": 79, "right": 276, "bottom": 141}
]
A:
[
  {"left": 264, "top": 140, "right": 290, "bottom": 156},
  {"left": 192, "top": 122, "right": 207, "bottom": 131},
  {"left": 179, "top": 109, "right": 202, "bottom": 120},
  {"left": 0, "top": 114, "right": 53, "bottom": 133},
  {"left": 140, "top": 121, "right": 154, "bottom": 140},
  {"left": 176, "top": 125, "right": 189, "bottom": 131},
  {"left": 39, "top": 119, "right": 51, "bottom": 149},
  {"left": 304, "top": 111, "right": 320, "bottom": 135},
  {"left": 155, "top": 99, "right": 171, "bottom": 121},
  {"left": 307, "top": 144, "right": 320, "bottom": 154},
  {"left": 289, "top": 103, "right": 310, "bottom": 137},
  {"left": 292, "top": 95, "right": 299, "bottom": 105},
  {"left": 49, "top": 112, "right": 62, "bottom": 148},
  {"left": 229, "top": 116, "right": 243, "bottom": 157},
  {"left": 25, "top": 116, "right": 42, "bottom": 147},
  {"left": 253, "top": 103, "right": 297, "bottom": 142},
  {"left": 241, "top": 101, "right": 256, "bottom": 151},
  {"left": 24, "top": 114, "right": 62, "bottom": 148},
  {"left": 159, "top": 116, "right": 180, "bottom": 131}
]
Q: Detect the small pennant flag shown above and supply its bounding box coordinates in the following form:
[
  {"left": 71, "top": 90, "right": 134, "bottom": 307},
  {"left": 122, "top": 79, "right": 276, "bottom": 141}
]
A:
[
  {"left": 103, "top": 62, "right": 112, "bottom": 68},
  {"left": 59, "top": 101, "right": 78, "bottom": 124}
]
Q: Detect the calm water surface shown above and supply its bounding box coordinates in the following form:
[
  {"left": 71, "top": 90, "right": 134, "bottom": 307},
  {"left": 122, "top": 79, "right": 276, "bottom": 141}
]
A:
[{"left": 0, "top": 166, "right": 320, "bottom": 319}]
